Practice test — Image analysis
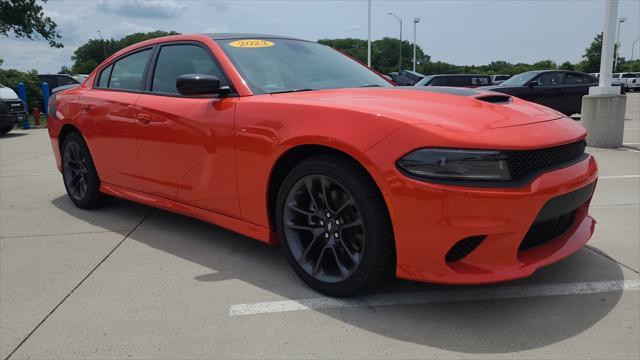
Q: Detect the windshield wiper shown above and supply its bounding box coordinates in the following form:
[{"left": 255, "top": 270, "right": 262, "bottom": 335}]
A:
[
  {"left": 268, "top": 88, "right": 315, "bottom": 94},
  {"left": 358, "top": 84, "right": 382, "bottom": 87}
]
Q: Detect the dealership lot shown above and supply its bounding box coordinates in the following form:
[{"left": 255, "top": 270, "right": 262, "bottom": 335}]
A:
[{"left": 1, "top": 94, "right": 639, "bottom": 359}]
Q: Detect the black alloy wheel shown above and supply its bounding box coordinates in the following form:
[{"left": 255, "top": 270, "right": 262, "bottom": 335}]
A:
[
  {"left": 276, "top": 155, "right": 394, "bottom": 297},
  {"left": 283, "top": 174, "right": 365, "bottom": 283},
  {"left": 61, "top": 132, "right": 104, "bottom": 208}
]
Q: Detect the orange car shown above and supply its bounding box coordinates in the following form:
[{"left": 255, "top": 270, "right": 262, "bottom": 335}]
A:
[{"left": 48, "top": 34, "right": 597, "bottom": 296}]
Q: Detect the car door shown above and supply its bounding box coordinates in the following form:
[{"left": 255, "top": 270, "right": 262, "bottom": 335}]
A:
[
  {"left": 79, "top": 48, "right": 152, "bottom": 191},
  {"left": 133, "top": 42, "right": 241, "bottom": 218},
  {"left": 528, "top": 72, "right": 565, "bottom": 112},
  {"left": 562, "top": 72, "right": 592, "bottom": 115}
]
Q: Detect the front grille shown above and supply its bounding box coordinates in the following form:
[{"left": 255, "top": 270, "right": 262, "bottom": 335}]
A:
[
  {"left": 519, "top": 211, "right": 575, "bottom": 251},
  {"left": 445, "top": 235, "right": 486, "bottom": 262},
  {"left": 506, "top": 140, "right": 586, "bottom": 180},
  {"left": 5, "top": 101, "right": 25, "bottom": 114}
]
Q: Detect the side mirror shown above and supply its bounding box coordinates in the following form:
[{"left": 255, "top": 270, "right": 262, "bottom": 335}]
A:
[
  {"left": 528, "top": 80, "right": 539, "bottom": 88},
  {"left": 176, "top": 74, "right": 222, "bottom": 96}
]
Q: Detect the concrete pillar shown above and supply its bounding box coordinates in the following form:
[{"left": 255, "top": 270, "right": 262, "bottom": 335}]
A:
[{"left": 581, "top": 95, "right": 626, "bottom": 148}]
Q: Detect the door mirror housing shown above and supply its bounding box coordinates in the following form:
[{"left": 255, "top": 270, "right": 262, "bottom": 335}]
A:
[
  {"left": 528, "top": 80, "right": 539, "bottom": 88},
  {"left": 176, "top": 74, "right": 222, "bottom": 96}
]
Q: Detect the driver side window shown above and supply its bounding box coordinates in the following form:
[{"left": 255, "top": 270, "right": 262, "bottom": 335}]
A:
[
  {"left": 151, "top": 44, "right": 226, "bottom": 94},
  {"left": 535, "top": 73, "right": 563, "bottom": 86}
]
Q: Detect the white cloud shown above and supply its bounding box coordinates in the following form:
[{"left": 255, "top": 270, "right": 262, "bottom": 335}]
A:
[
  {"left": 204, "top": 25, "right": 229, "bottom": 34},
  {"left": 97, "top": 0, "right": 186, "bottom": 19},
  {"left": 0, "top": 38, "right": 75, "bottom": 73},
  {"left": 109, "top": 21, "right": 154, "bottom": 39},
  {"left": 44, "top": 9, "right": 90, "bottom": 46}
]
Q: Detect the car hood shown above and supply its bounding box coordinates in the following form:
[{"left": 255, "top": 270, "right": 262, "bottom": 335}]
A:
[
  {"left": 271, "top": 87, "right": 564, "bottom": 130},
  {"left": 0, "top": 87, "right": 20, "bottom": 100}
]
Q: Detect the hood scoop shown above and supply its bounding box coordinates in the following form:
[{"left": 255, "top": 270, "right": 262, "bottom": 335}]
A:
[{"left": 474, "top": 94, "right": 512, "bottom": 104}]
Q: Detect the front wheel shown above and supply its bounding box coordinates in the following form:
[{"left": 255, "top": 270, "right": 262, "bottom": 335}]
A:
[
  {"left": 276, "top": 155, "right": 394, "bottom": 297},
  {"left": 61, "top": 132, "right": 104, "bottom": 209}
]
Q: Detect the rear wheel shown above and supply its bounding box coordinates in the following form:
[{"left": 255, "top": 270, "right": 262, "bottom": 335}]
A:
[
  {"left": 0, "top": 125, "right": 13, "bottom": 135},
  {"left": 276, "top": 155, "right": 394, "bottom": 296},
  {"left": 61, "top": 132, "right": 104, "bottom": 209}
]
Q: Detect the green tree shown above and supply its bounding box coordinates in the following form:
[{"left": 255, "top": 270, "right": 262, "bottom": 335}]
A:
[
  {"left": 618, "top": 59, "right": 640, "bottom": 72},
  {"left": 71, "top": 30, "right": 179, "bottom": 74},
  {"left": 0, "top": 68, "right": 41, "bottom": 109},
  {"left": 318, "top": 37, "right": 429, "bottom": 75},
  {"left": 578, "top": 33, "right": 622, "bottom": 73},
  {"left": 531, "top": 60, "right": 557, "bottom": 70},
  {"left": 318, "top": 38, "right": 368, "bottom": 63},
  {"left": 559, "top": 61, "right": 575, "bottom": 71},
  {"left": 0, "top": 0, "right": 62, "bottom": 47},
  {"left": 58, "top": 65, "right": 72, "bottom": 74}
]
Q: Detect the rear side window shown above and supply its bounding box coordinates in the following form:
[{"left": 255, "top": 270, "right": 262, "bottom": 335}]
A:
[
  {"left": 565, "top": 73, "right": 585, "bottom": 84},
  {"left": 429, "top": 77, "right": 448, "bottom": 86},
  {"left": 536, "top": 73, "right": 563, "bottom": 85},
  {"left": 448, "top": 76, "right": 469, "bottom": 87},
  {"left": 108, "top": 49, "right": 152, "bottom": 91},
  {"left": 97, "top": 65, "right": 112, "bottom": 88},
  {"left": 152, "top": 44, "right": 226, "bottom": 94},
  {"left": 57, "top": 76, "right": 77, "bottom": 86},
  {"left": 471, "top": 77, "right": 490, "bottom": 86}
]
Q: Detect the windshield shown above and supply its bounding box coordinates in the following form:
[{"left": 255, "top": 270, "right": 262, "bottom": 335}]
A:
[
  {"left": 499, "top": 72, "right": 538, "bottom": 86},
  {"left": 219, "top": 38, "right": 391, "bottom": 94}
]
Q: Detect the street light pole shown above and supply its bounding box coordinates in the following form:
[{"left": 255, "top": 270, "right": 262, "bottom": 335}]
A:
[
  {"left": 367, "top": 0, "right": 371, "bottom": 67},
  {"left": 631, "top": 38, "right": 640, "bottom": 61},
  {"left": 97, "top": 30, "right": 107, "bottom": 60},
  {"left": 613, "top": 17, "right": 627, "bottom": 72},
  {"left": 413, "top": 18, "right": 420, "bottom": 72},
  {"left": 388, "top": 12, "right": 402, "bottom": 72}
]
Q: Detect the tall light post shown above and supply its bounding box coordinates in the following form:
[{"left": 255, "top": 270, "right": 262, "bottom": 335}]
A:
[
  {"left": 388, "top": 12, "right": 402, "bottom": 72},
  {"left": 97, "top": 30, "right": 107, "bottom": 60},
  {"left": 613, "top": 17, "right": 627, "bottom": 72},
  {"left": 367, "top": 0, "right": 371, "bottom": 67},
  {"left": 631, "top": 38, "right": 640, "bottom": 61},
  {"left": 412, "top": 18, "right": 420, "bottom": 72}
]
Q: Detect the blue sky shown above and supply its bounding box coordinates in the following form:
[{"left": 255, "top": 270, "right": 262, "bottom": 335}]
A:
[{"left": 1, "top": 0, "right": 639, "bottom": 73}]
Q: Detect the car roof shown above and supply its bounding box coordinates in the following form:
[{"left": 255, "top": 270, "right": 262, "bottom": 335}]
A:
[{"left": 203, "top": 33, "right": 308, "bottom": 42}]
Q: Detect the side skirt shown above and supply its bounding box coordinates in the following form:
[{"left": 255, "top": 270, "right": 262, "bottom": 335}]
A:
[{"left": 100, "top": 183, "right": 275, "bottom": 245}]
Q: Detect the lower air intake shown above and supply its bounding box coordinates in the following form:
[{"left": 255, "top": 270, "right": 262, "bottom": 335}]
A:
[{"left": 445, "top": 236, "right": 486, "bottom": 262}]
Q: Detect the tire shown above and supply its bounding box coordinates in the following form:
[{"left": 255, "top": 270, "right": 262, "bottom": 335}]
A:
[
  {"left": 0, "top": 125, "right": 13, "bottom": 135},
  {"left": 276, "top": 155, "right": 394, "bottom": 297},
  {"left": 61, "top": 132, "right": 104, "bottom": 209}
]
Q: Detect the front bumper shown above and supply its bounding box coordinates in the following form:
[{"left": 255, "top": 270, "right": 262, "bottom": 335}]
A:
[
  {"left": 365, "top": 118, "right": 597, "bottom": 285},
  {"left": 0, "top": 112, "right": 27, "bottom": 127},
  {"left": 388, "top": 155, "right": 597, "bottom": 284}
]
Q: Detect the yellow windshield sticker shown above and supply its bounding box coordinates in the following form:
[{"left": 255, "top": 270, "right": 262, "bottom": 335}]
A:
[{"left": 229, "top": 39, "right": 274, "bottom": 48}]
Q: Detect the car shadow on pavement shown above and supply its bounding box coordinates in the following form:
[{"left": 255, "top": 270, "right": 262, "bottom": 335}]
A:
[
  {"left": 0, "top": 132, "right": 28, "bottom": 139},
  {"left": 53, "top": 195, "right": 626, "bottom": 354}
]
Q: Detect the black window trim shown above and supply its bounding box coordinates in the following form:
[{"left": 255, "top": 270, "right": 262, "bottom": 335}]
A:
[
  {"left": 531, "top": 71, "right": 566, "bottom": 86},
  {"left": 92, "top": 45, "right": 154, "bottom": 94},
  {"left": 146, "top": 40, "right": 237, "bottom": 98},
  {"left": 91, "top": 41, "right": 237, "bottom": 98}
]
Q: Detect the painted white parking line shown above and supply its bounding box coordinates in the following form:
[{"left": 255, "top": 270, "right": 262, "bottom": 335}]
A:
[
  {"left": 622, "top": 148, "right": 640, "bottom": 153},
  {"left": 599, "top": 175, "right": 640, "bottom": 179},
  {"left": 228, "top": 280, "right": 640, "bottom": 316}
]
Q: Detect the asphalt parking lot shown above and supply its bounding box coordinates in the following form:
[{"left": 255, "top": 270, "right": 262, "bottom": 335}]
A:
[{"left": 1, "top": 94, "right": 639, "bottom": 359}]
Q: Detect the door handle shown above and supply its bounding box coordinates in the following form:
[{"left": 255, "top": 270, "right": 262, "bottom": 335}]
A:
[
  {"left": 80, "top": 104, "right": 92, "bottom": 112},
  {"left": 136, "top": 113, "right": 150, "bottom": 124}
]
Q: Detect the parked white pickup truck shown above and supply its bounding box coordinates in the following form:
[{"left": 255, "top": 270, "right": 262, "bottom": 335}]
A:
[{"left": 0, "top": 84, "right": 28, "bottom": 135}]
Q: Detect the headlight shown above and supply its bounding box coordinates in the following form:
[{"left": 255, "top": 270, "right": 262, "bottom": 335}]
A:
[{"left": 397, "top": 148, "right": 511, "bottom": 181}]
